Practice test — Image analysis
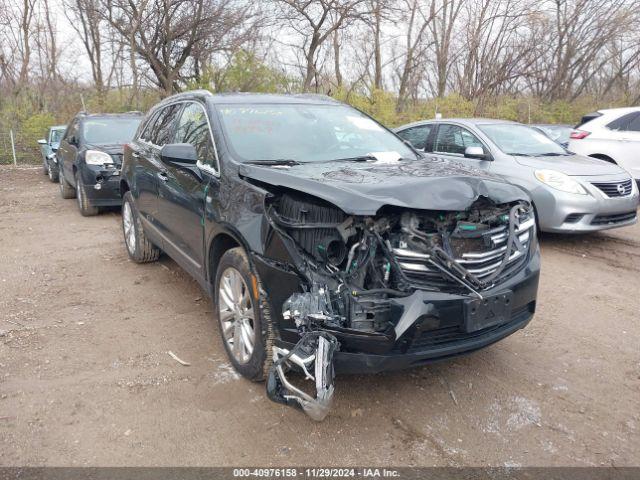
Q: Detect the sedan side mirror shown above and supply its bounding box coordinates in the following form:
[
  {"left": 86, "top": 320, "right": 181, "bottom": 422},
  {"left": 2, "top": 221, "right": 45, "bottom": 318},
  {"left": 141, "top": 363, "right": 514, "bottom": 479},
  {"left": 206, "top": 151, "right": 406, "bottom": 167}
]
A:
[
  {"left": 37, "top": 139, "right": 47, "bottom": 145},
  {"left": 464, "top": 146, "right": 491, "bottom": 160},
  {"left": 160, "top": 143, "right": 197, "bottom": 166}
]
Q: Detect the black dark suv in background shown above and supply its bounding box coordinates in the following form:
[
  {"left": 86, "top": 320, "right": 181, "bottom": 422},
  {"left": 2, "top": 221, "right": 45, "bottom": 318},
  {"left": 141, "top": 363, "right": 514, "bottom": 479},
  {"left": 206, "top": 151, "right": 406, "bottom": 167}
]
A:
[
  {"left": 57, "top": 112, "right": 142, "bottom": 216},
  {"left": 120, "top": 90, "right": 540, "bottom": 419}
]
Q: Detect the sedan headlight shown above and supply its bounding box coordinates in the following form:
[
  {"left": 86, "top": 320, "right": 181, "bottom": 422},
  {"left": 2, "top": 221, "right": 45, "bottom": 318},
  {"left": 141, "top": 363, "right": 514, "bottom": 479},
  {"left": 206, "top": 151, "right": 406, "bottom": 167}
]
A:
[
  {"left": 85, "top": 150, "right": 113, "bottom": 166},
  {"left": 534, "top": 169, "right": 587, "bottom": 195}
]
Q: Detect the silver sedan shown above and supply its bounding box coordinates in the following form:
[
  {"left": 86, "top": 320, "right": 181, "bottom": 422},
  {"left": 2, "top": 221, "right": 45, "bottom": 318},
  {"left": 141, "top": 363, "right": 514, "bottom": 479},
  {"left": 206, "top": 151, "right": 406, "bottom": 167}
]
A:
[{"left": 395, "top": 118, "right": 639, "bottom": 233}]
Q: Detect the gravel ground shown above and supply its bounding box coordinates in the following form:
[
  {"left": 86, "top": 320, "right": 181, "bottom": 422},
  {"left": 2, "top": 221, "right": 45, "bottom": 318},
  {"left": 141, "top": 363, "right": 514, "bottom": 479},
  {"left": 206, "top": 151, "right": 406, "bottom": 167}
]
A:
[{"left": 1, "top": 166, "right": 639, "bottom": 467}]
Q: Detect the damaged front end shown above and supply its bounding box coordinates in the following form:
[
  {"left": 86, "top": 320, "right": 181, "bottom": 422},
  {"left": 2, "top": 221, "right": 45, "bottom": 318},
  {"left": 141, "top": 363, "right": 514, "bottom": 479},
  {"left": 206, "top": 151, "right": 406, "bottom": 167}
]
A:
[{"left": 264, "top": 191, "right": 536, "bottom": 420}]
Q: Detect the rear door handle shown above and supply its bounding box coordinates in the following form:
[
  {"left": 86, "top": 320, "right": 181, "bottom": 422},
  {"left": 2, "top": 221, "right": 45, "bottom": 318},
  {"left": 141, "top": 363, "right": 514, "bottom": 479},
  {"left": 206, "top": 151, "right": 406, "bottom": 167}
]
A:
[{"left": 157, "top": 171, "right": 169, "bottom": 182}]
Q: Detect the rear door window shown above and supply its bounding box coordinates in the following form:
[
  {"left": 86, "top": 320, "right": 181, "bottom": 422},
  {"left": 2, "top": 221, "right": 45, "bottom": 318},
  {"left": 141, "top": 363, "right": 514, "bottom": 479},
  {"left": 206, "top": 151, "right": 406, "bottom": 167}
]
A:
[
  {"left": 606, "top": 112, "right": 639, "bottom": 131},
  {"left": 397, "top": 124, "right": 432, "bottom": 150},
  {"left": 626, "top": 114, "right": 640, "bottom": 132}
]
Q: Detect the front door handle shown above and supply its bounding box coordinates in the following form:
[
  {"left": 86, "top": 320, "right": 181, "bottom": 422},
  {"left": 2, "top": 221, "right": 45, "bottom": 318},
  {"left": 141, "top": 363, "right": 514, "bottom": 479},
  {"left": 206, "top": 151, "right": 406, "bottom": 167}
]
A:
[
  {"left": 157, "top": 171, "right": 169, "bottom": 182},
  {"left": 132, "top": 151, "right": 141, "bottom": 158}
]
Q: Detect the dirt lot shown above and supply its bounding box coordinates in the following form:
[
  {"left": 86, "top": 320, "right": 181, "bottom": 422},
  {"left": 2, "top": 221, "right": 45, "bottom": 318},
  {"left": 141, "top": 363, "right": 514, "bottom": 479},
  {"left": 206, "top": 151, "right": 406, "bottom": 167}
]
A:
[{"left": 1, "top": 166, "right": 639, "bottom": 467}]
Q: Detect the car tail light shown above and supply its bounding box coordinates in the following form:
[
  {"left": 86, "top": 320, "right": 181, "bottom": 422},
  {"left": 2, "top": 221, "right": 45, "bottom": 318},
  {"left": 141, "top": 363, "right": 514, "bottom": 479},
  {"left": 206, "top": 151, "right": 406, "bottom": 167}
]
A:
[{"left": 570, "top": 130, "right": 590, "bottom": 140}]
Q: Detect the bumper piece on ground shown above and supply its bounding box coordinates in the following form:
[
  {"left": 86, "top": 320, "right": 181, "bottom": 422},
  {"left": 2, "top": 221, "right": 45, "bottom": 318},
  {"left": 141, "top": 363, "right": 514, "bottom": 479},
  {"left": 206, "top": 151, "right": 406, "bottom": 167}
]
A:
[{"left": 267, "top": 331, "right": 339, "bottom": 421}]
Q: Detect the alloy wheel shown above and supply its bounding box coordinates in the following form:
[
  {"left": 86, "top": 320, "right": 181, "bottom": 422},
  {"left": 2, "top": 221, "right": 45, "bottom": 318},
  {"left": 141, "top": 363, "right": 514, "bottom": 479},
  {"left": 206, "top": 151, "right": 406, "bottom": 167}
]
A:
[
  {"left": 218, "top": 267, "right": 255, "bottom": 364},
  {"left": 122, "top": 201, "right": 136, "bottom": 255},
  {"left": 76, "top": 175, "right": 84, "bottom": 210}
]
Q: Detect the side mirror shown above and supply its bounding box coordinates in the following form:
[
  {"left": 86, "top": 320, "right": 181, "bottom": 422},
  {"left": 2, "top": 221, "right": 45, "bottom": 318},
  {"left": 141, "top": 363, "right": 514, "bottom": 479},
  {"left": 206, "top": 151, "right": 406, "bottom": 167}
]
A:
[
  {"left": 37, "top": 139, "right": 47, "bottom": 145},
  {"left": 464, "top": 146, "right": 490, "bottom": 160},
  {"left": 68, "top": 135, "right": 77, "bottom": 146},
  {"left": 160, "top": 143, "right": 197, "bottom": 166}
]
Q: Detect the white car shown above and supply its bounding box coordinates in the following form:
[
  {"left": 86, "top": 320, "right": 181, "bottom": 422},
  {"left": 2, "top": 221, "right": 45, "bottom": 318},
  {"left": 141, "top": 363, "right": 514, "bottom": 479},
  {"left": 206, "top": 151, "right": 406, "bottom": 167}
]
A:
[{"left": 569, "top": 107, "right": 640, "bottom": 188}]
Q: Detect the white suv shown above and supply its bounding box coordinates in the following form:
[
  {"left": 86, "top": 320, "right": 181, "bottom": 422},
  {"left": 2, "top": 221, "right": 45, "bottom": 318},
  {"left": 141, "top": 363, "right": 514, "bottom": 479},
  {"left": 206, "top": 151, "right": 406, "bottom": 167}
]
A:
[{"left": 569, "top": 107, "right": 640, "bottom": 187}]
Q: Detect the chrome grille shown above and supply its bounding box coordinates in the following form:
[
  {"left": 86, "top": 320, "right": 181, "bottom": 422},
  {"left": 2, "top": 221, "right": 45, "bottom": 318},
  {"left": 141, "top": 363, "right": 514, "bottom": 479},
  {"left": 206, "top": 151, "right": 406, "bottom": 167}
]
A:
[
  {"left": 394, "top": 217, "right": 535, "bottom": 289},
  {"left": 591, "top": 179, "right": 633, "bottom": 197}
]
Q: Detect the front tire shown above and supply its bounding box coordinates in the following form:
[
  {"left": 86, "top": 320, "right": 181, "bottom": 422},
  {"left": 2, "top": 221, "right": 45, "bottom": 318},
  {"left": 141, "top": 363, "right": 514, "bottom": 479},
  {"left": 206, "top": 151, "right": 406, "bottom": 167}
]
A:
[
  {"left": 214, "top": 248, "right": 273, "bottom": 381},
  {"left": 59, "top": 170, "right": 76, "bottom": 199},
  {"left": 121, "top": 191, "right": 160, "bottom": 263},
  {"left": 75, "top": 171, "right": 99, "bottom": 216}
]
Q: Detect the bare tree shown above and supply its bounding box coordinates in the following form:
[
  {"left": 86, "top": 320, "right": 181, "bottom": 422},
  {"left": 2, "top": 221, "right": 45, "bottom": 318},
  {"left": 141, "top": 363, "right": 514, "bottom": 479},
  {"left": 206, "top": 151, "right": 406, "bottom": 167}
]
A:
[
  {"left": 103, "top": 0, "right": 258, "bottom": 94},
  {"left": 453, "top": 0, "right": 533, "bottom": 100},
  {"left": 0, "top": 0, "right": 36, "bottom": 88},
  {"left": 65, "top": 0, "right": 110, "bottom": 102},
  {"left": 394, "top": 0, "right": 437, "bottom": 111},
  {"left": 274, "top": 0, "right": 367, "bottom": 92},
  {"left": 525, "top": 0, "right": 637, "bottom": 101},
  {"left": 429, "top": 0, "right": 463, "bottom": 98}
]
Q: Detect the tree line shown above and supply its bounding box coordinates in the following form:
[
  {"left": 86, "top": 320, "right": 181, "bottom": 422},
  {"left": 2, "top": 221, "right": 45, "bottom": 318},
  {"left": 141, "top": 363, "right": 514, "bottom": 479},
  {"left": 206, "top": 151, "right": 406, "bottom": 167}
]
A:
[{"left": 1, "top": 0, "right": 639, "bottom": 162}]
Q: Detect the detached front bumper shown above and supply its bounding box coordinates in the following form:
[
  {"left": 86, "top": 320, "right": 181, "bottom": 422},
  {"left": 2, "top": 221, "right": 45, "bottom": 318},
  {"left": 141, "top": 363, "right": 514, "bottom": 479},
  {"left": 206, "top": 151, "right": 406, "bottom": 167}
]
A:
[
  {"left": 79, "top": 164, "right": 123, "bottom": 207},
  {"left": 255, "top": 248, "right": 540, "bottom": 375}
]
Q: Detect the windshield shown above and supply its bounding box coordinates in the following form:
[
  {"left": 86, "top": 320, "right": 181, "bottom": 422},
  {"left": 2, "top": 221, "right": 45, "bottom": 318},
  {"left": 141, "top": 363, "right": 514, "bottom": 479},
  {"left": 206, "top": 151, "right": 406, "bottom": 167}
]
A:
[
  {"left": 50, "top": 129, "right": 65, "bottom": 143},
  {"left": 215, "top": 104, "right": 416, "bottom": 163},
  {"left": 534, "top": 125, "right": 572, "bottom": 145},
  {"left": 82, "top": 118, "right": 141, "bottom": 144},
  {"left": 479, "top": 124, "right": 568, "bottom": 156}
]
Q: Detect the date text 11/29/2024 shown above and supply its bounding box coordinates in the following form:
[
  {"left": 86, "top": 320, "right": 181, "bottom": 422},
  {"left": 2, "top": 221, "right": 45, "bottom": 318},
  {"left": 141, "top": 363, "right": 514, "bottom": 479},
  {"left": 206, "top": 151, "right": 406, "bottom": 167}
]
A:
[{"left": 233, "top": 468, "right": 401, "bottom": 478}]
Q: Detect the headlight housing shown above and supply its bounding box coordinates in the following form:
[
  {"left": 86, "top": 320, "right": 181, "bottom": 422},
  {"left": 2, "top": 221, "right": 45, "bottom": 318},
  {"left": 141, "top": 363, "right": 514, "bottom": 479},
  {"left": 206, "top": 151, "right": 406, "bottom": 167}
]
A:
[
  {"left": 534, "top": 169, "right": 587, "bottom": 195},
  {"left": 85, "top": 150, "right": 113, "bottom": 166}
]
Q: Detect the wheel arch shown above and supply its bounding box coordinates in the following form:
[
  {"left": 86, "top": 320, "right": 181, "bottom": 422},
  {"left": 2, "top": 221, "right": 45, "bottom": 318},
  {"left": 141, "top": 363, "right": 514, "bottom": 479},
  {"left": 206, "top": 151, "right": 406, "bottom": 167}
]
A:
[
  {"left": 207, "top": 230, "right": 246, "bottom": 291},
  {"left": 120, "top": 179, "right": 130, "bottom": 197}
]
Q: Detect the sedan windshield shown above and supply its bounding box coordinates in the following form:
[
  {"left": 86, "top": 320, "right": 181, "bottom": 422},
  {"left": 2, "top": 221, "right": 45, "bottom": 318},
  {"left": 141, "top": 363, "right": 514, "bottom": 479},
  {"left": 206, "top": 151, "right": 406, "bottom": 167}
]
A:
[
  {"left": 215, "top": 104, "right": 416, "bottom": 163},
  {"left": 533, "top": 125, "right": 572, "bottom": 145},
  {"left": 479, "top": 124, "right": 569, "bottom": 156},
  {"left": 82, "top": 118, "right": 141, "bottom": 144}
]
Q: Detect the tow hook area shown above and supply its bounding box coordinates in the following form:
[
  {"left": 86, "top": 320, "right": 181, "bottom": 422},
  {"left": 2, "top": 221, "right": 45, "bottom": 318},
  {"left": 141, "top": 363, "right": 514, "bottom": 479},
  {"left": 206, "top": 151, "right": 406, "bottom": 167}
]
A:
[
  {"left": 267, "top": 288, "right": 341, "bottom": 421},
  {"left": 266, "top": 329, "right": 340, "bottom": 421}
]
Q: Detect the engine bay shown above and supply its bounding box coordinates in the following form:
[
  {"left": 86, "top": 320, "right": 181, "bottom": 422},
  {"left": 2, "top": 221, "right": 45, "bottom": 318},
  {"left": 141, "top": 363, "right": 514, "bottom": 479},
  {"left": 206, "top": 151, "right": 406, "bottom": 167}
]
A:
[{"left": 266, "top": 191, "right": 535, "bottom": 335}]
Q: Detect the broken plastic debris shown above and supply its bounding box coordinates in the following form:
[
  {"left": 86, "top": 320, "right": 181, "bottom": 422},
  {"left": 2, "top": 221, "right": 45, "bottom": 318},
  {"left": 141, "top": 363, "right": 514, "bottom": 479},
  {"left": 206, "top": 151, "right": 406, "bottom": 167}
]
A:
[
  {"left": 168, "top": 351, "right": 190, "bottom": 366},
  {"left": 266, "top": 331, "right": 339, "bottom": 422}
]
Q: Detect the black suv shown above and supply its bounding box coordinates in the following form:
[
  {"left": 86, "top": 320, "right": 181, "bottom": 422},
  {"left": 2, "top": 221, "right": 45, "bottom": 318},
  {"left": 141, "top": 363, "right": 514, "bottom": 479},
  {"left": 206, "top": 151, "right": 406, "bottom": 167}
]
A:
[
  {"left": 120, "top": 91, "right": 539, "bottom": 416},
  {"left": 57, "top": 112, "right": 142, "bottom": 216}
]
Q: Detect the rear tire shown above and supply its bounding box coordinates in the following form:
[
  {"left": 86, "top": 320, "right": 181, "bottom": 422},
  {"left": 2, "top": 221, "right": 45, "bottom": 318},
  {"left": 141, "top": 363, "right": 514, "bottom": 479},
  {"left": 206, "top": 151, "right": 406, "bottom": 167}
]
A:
[
  {"left": 214, "top": 248, "right": 274, "bottom": 381},
  {"left": 59, "top": 170, "right": 76, "bottom": 199},
  {"left": 75, "top": 171, "right": 99, "bottom": 216},
  {"left": 122, "top": 191, "right": 160, "bottom": 263},
  {"left": 48, "top": 162, "right": 59, "bottom": 182}
]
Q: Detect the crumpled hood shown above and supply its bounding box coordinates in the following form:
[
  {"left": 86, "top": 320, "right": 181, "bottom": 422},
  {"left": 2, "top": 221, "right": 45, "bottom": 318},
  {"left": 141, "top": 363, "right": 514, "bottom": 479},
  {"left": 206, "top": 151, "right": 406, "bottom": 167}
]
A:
[
  {"left": 239, "top": 157, "right": 530, "bottom": 215},
  {"left": 85, "top": 143, "right": 125, "bottom": 156},
  {"left": 514, "top": 153, "right": 626, "bottom": 176}
]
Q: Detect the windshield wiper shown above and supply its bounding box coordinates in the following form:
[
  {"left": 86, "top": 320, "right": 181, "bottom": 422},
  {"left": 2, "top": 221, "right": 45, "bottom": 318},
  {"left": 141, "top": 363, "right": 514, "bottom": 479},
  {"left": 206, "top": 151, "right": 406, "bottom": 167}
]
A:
[
  {"left": 245, "top": 159, "right": 302, "bottom": 166},
  {"left": 533, "top": 152, "right": 569, "bottom": 157},
  {"left": 507, "top": 152, "right": 534, "bottom": 157},
  {"left": 325, "top": 155, "right": 378, "bottom": 163}
]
